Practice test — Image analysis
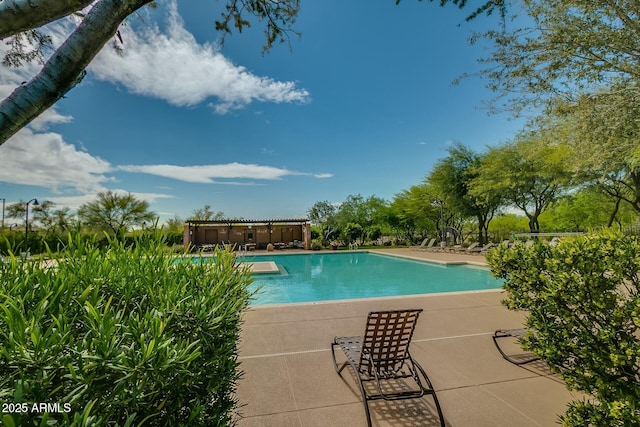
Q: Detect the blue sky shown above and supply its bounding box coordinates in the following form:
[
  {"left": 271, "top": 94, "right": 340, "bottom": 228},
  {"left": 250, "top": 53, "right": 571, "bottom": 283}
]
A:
[{"left": 0, "top": 0, "right": 527, "bottom": 224}]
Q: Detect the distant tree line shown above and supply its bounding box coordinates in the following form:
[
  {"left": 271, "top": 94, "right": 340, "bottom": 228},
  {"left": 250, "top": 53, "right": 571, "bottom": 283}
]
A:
[
  {"left": 308, "top": 114, "right": 640, "bottom": 247},
  {"left": 1, "top": 191, "right": 165, "bottom": 255},
  {"left": 0, "top": 192, "right": 244, "bottom": 255}
]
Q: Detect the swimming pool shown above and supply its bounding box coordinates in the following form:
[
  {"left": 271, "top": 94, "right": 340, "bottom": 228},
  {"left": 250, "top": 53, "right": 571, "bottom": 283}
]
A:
[{"left": 241, "top": 252, "right": 502, "bottom": 305}]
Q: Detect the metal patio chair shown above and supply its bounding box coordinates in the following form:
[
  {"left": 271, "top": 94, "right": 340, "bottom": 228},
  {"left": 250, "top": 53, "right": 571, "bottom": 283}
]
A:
[{"left": 331, "top": 309, "right": 446, "bottom": 427}]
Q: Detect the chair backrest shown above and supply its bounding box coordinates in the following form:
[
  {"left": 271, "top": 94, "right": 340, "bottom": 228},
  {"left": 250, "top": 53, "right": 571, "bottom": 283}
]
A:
[
  {"left": 359, "top": 309, "right": 423, "bottom": 374},
  {"left": 465, "top": 242, "right": 479, "bottom": 252}
]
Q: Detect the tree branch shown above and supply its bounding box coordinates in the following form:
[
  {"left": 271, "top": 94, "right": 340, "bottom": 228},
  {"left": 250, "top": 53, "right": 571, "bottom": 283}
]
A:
[
  {"left": 0, "top": 0, "right": 96, "bottom": 40},
  {"left": 0, "top": 0, "right": 152, "bottom": 146}
]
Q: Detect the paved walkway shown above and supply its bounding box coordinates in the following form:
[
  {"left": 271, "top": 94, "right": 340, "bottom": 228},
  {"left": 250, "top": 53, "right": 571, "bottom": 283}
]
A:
[{"left": 235, "top": 249, "right": 579, "bottom": 427}]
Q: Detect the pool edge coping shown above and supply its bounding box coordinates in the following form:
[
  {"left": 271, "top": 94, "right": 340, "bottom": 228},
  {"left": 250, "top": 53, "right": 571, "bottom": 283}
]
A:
[
  {"left": 247, "top": 288, "right": 504, "bottom": 309},
  {"left": 366, "top": 249, "right": 489, "bottom": 268}
]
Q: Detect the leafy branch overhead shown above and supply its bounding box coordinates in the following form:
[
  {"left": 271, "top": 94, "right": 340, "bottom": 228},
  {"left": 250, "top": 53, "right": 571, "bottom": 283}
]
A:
[
  {"left": 0, "top": 0, "right": 302, "bottom": 147},
  {"left": 395, "top": 0, "right": 506, "bottom": 22},
  {"left": 214, "top": 0, "right": 301, "bottom": 52}
]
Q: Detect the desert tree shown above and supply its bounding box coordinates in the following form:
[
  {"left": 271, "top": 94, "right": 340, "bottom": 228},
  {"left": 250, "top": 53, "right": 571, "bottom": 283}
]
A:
[
  {"left": 77, "top": 190, "right": 155, "bottom": 236},
  {"left": 189, "top": 205, "right": 225, "bottom": 221},
  {"left": 427, "top": 142, "right": 503, "bottom": 244},
  {"left": 471, "top": 0, "right": 640, "bottom": 115},
  {"left": 470, "top": 129, "right": 574, "bottom": 233},
  {"left": 308, "top": 200, "right": 339, "bottom": 243}
]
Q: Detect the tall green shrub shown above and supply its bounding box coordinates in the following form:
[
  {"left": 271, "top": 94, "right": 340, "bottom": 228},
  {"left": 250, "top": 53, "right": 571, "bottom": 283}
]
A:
[
  {"left": 487, "top": 231, "right": 640, "bottom": 426},
  {"left": 0, "top": 234, "right": 252, "bottom": 426}
]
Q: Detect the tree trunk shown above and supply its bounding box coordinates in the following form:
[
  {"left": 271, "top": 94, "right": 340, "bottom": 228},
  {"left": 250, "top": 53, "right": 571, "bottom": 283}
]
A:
[
  {"left": 477, "top": 216, "right": 486, "bottom": 245},
  {"left": 606, "top": 197, "right": 621, "bottom": 228},
  {"left": 0, "top": 0, "right": 152, "bottom": 146},
  {"left": 0, "top": 0, "right": 95, "bottom": 40}
]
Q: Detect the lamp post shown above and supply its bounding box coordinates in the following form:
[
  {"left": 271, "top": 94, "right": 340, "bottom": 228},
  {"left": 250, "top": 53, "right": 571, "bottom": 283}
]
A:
[
  {"left": 431, "top": 198, "right": 445, "bottom": 248},
  {"left": 1, "top": 198, "right": 5, "bottom": 229},
  {"left": 24, "top": 198, "right": 39, "bottom": 256}
]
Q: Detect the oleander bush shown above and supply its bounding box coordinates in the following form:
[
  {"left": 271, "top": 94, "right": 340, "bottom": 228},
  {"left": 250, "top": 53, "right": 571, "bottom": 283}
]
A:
[
  {"left": 0, "top": 234, "right": 252, "bottom": 426},
  {"left": 487, "top": 231, "right": 640, "bottom": 426}
]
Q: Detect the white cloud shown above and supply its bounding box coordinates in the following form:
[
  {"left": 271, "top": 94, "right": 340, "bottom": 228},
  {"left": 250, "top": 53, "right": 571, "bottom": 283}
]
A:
[
  {"left": 0, "top": 130, "right": 330, "bottom": 196},
  {"left": 118, "top": 162, "right": 323, "bottom": 183},
  {"left": 29, "top": 109, "right": 74, "bottom": 131},
  {"left": 313, "top": 173, "right": 334, "bottom": 179},
  {"left": 89, "top": 1, "right": 310, "bottom": 113},
  {"left": 0, "top": 128, "right": 113, "bottom": 193}
]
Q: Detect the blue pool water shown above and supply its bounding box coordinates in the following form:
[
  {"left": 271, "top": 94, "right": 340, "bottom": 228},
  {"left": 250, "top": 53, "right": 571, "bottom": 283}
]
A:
[{"left": 241, "top": 252, "right": 502, "bottom": 305}]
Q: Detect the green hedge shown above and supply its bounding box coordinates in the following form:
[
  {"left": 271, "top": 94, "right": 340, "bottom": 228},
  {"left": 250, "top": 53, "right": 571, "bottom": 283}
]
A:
[
  {"left": 487, "top": 231, "right": 640, "bottom": 426},
  {"left": 0, "top": 234, "right": 252, "bottom": 426}
]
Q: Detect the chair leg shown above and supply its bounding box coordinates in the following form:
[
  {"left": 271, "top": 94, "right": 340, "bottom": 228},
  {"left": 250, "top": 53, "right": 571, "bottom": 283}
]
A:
[
  {"left": 330, "top": 341, "right": 349, "bottom": 374},
  {"left": 362, "top": 396, "right": 373, "bottom": 427},
  {"left": 413, "top": 359, "right": 447, "bottom": 427},
  {"left": 331, "top": 341, "right": 373, "bottom": 426},
  {"left": 352, "top": 365, "right": 373, "bottom": 427}
]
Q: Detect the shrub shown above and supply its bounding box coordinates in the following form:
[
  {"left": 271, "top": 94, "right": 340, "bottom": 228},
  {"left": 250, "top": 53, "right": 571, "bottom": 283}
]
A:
[
  {"left": 163, "top": 231, "right": 184, "bottom": 246},
  {"left": 341, "top": 223, "right": 363, "bottom": 245},
  {"left": 487, "top": 231, "right": 640, "bottom": 426},
  {"left": 0, "top": 234, "right": 252, "bottom": 426},
  {"left": 310, "top": 238, "right": 322, "bottom": 250}
]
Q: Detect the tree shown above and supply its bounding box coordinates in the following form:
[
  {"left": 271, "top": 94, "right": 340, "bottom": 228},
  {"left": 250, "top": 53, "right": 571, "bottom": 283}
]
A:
[
  {"left": 164, "top": 214, "right": 185, "bottom": 232},
  {"left": 5, "top": 201, "right": 26, "bottom": 224},
  {"left": 189, "top": 205, "right": 225, "bottom": 221},
  {"left": 0, "top": 0, "right": 300, "bottom": 146},
  {"left": 78, "top": 190, "right": 155, "bottom": 236},
  {"left": 475, "top": 0, "right": 640, "bottom": 115},
  {"left": 548, "top": 90, "right": 640, "bottom": 217},
  {"left": 32, "top": 200, "right": 76, "bottom": 235},
  {"left": 390, "top": 184, "right": 439, "bottom": 244},
  {"left": 487, "top": 213, "right": 529, "bottom": 240},
  {"left": 470, "top": 130, "right": 573, "bottom": 233},
  {"left": 428, "top": 143, "right": 502, "bottom": 244},
  {"left": 307, "top": 200, "right": 339, "bottom": 242},
  {"left": 542, "top": 186, "right": 637, "bottom": 232},
  {"left": 341, "top": 223, "right": 363, "bottom": 245},
  {"left": 335, "top": 195, "right": 389, "bottom": 245}
]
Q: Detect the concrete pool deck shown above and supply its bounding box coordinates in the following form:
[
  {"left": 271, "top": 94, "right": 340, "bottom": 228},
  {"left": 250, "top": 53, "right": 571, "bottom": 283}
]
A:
[{"left": 235, "top": 248, "right": 580, "bottom": 426}]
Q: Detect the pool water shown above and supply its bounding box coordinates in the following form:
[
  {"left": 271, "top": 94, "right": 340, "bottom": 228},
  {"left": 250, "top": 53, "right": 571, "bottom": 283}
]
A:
[{"left": 242, "top": 252, "right": 502, "bottom": 305}]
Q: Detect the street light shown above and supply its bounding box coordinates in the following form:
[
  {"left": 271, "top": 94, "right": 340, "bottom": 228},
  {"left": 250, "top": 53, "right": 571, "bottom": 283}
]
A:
[
  {"left": 431, "top": 198, "right": 445, "bottom": 248},
  {"left": 0, "top": 197, "right": 5, "bottom": 229},
  {"left": 24, "top": 198, "right": 39, "bottom": 256}
]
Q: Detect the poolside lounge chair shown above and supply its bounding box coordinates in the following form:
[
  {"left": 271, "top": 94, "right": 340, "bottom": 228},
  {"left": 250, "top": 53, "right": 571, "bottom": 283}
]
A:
[
  {"left": 417, "top": 238, "right": 437, "bottom": 251},
  {"left": 467, "top": 242, "right": 495, "bottom": 253},
  {"left": 411, "top": 238, "right": 433, "bottom": 250},
  {"left": 492, "top": 328, "right": 540, "bottom": 365},
  {"left": 464, "top": 242, "right": 480, "bottom": 252},
  {"left": 480, "top": 243, "right": 495, "bottom": 253},
  {"left": 331, "top": 309, "right": 446, "bottom": 427}
]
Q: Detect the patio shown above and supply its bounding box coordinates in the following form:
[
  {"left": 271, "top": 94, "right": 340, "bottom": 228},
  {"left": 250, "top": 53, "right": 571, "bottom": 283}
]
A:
[{"left": 235, "top": 249, "right": 581, "bottom": 427}]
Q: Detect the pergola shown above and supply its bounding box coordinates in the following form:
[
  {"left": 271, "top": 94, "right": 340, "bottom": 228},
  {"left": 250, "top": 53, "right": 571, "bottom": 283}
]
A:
[{"left": 184, "top": 218, "right": 311, "bottom": 250}]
